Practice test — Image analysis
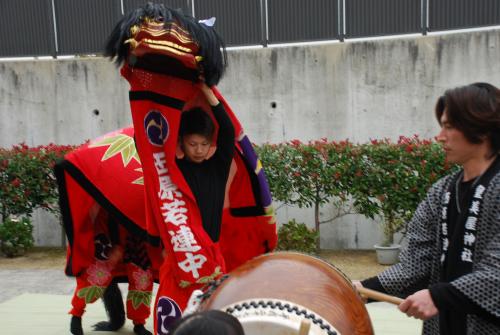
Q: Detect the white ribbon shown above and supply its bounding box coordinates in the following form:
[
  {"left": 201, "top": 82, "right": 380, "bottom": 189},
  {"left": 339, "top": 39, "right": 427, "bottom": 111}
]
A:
[{"left": 198, "top": 17, "right": 216, "bottom": 27}]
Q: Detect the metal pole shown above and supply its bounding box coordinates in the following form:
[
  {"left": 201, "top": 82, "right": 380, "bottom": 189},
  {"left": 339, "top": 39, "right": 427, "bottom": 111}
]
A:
[
  {"left": 421, "top": 0, "right": 429, "bottom": 35},
  {"left": 261, "top": 0, "right": 268, "bottom": 47},
  {"left": 338, "top": 0, "right": 345, "bottom": 41},
  {"left": 50, "top": 0, "right": 59, "bottom": 57}
]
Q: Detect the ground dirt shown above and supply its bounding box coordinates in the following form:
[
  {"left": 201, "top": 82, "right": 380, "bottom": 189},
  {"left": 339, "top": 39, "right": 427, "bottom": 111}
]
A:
[
  {"left": 0, "top": 247, "right": 388, "bottom": 280},
  {"left": 319, "top": 249, "right": 389, "bottom": 280},
  {"left": 0, "top": 247, "right": 67, "bottom": 270}
]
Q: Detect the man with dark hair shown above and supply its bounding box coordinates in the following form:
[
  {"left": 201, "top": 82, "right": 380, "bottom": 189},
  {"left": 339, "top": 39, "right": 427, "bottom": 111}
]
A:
[
  {"left": 176, "top": 81, "right": 235, "bottom": 243},
  {"left": 355, "top": 82, "right": 500, "bottom": 334}
]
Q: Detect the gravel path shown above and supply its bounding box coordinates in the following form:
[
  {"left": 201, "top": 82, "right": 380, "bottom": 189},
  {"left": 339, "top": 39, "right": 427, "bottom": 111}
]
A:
[{"left": 0, "top": 269, "right": 74, "bottom": 303}]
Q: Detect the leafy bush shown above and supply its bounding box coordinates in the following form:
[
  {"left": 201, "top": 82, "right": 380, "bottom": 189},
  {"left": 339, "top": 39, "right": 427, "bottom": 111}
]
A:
[
  {"left": 0, "top": 143, "right": 75, "bottom": 220},
  {"left": 349, "top": 136, "right": 454, "bottom": 245},
  {"left": 0, "top": 138, "right": 453, "bottom": 251},
  {"left": 277, "top": 219, "right": 318, "bottom": 254},
  {"left": 0, "top": 143, "right": 75, "bottom": 255},
  {"left": 257, "top": 136, "right": 454, "bottom": 248},
  {"left": 257, "top": 139, "right": 355, "bottom": 249},
  {"left": 0, "top": 217, "right": 34, "bottom": 257}
]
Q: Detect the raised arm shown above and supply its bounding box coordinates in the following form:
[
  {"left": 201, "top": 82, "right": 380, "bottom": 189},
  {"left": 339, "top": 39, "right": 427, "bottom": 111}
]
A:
[
  {"left": 198, "top": 81, "right": 220, "bottom": 107},
  {"left": 198, "top": 82, "right": 235, "bottom": 164}
]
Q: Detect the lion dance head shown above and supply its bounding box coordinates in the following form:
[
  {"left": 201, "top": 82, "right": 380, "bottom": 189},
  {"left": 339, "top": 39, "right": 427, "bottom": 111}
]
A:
[{"left": 105, "top": 2, "right": 227, "bottom": 86}]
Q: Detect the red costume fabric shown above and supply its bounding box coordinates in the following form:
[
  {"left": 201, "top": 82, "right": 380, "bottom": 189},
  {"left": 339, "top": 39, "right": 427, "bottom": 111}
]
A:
[
  {"left": 120, "top": 65, "right": 276, "bottom": 335},
  {"left": 55, "top": 83, "right": 277, "bottom": 332},
  {"left": 56, "top": 126, "right": 162, "bottom": 274},
  {"left": 55, "top": 127, "right": 159, "bottom": 324},
  {"left": 69, "top": 210, "right": 153, "bottom": 325}
]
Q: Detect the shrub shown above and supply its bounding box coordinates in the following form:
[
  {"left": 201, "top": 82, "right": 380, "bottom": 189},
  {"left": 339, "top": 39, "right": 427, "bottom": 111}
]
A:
[
  {"left": 276, "top": 219, "right": 318, "bottom": 254},
  {"left": 256, "top": 139, "right": 355, "bottom": 249},
  {"left": 0, "top": 143, "right": 75, "bottom": 220},
  {"left": 257, "top": 136, "right": 454, "bottom": 248},
  {"left": 350, "top": 136, "right": 454, "bottom": 245},
  {"left": 0, "top": 143, "right": 75, "bottom": 255},
  {"left": 0, "top": 138, "right": 453, "bottom": 251},
  {"left": 0, "top": 216, "right": 34, "bottom": 257}
]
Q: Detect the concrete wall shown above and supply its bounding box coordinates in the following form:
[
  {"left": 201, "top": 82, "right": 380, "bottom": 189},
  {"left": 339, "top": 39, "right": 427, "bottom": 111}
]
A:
[
  {"left": 1, "top": 29, "right": 499, "bottom": 248},
  {"left": 0, "top": 59, "right": 131, "bottom": 146}
]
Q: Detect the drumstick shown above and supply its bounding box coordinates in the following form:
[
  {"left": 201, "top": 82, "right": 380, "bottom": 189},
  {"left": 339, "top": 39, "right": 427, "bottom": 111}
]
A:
[
  {"left": 298, "top": 319, "right": 311, "bottom": 335},
  {"left": 357, "top": 286, "right": 404, "bottom": 305}
]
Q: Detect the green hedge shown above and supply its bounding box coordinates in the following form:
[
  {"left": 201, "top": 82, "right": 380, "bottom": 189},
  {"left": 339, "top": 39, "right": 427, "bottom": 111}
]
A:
[
  {"left": 0, "top": 137, "right": 453, "bottom": 249},
  {"left": 256, "top": 136, "right": 455, "bottom": 246},
  {"left": 0, "top": 143, "right": 76, "bottom": 220}
]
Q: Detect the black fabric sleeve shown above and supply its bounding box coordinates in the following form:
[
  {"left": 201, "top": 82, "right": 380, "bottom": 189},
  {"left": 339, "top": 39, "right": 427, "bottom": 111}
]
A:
[
  {"left": 211, "top": 102, "right": 235, "bottom": 165},
  {"left": 429, "top": 282, "right": 500, "bottom": 326},
  {"left": 361, "top": 276, "right": 387, "bottom": 293}
]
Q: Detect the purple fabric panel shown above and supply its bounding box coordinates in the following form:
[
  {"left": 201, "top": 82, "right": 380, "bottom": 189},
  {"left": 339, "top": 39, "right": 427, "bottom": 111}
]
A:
[{"left": 238, "top": 135, "right": 272, "bottom": 207}]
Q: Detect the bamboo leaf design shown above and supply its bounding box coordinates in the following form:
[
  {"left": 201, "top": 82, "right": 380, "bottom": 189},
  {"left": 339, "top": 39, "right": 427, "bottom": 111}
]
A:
[
  {"left": 132, "top": 168, "right": 144, "bottom": 185},
  {"left": 179, "top": 280, "right": 191, "bottom": 288},
  {"left": 76, "top": 287, "right": 89, "bottom": 299},
  {"left": 144, "top": 292, "right": 152, "bottom": 306},
  {"left": 77, "top": 286, "right": 105, "bottom": 303},
  {"left": 127, "top": 290, "right": 153, "bottom": 309},
  {"left": 178, "top": 267, "right": 223, "bottom": 288},
  {"left": 133, "top": 294, "right": 142, "bottom": 309},
  {"left": 199, "top": 266, "right": 222, "bottom": 283},
  {"left": 90, "top": 134, "right": 140, "bottom": 167},
  {"left": 196, "top": 277, "right": 212, "bottom": 284}
]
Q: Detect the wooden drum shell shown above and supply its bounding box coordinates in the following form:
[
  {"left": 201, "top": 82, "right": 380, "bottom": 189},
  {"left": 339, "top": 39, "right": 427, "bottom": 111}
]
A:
[{"left": 200, "top": 252, "right": 374, "bottom": 335}]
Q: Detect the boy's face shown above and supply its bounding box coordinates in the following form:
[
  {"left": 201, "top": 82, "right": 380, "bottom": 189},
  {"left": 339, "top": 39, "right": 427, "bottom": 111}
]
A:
[{"left": 181, "top": 134, "right": 212, "bottom": 163}]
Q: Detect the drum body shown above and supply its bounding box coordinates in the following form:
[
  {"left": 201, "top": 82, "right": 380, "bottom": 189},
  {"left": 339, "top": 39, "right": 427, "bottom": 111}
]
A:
[{"left": 200, "top": 252, "right": 374, "bottom": 335}]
